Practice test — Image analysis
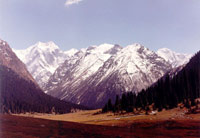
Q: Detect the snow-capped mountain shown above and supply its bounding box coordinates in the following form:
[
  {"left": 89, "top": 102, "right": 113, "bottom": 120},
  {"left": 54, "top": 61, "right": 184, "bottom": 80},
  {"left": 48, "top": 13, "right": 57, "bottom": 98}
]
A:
[
  {"left": 0, "top": 39, "right": 86, "bottom": 114},
  {"left": 46, "top": 43, "right": 172, "bottom": 108},
  {"left": 13, "top": 41, "right": 78, "bottom": 88},
  {"left": 12, "top": 40, "right": 193, "bottom": 108},
  {"left": 45, "top": 43, "right": 122, "bottom": 94},
  {"left": 157, "top": 48, "right": 192, "bottom": 68}
]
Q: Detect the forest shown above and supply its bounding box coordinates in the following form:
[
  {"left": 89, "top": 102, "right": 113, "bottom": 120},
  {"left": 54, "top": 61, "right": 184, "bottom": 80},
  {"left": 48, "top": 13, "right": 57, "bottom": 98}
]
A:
[
  {"left": 0, "top": 65, "right": 86, "bottom": 114},
  {"left": 102, "top": 51, "right": 200, "bottom": 113}
]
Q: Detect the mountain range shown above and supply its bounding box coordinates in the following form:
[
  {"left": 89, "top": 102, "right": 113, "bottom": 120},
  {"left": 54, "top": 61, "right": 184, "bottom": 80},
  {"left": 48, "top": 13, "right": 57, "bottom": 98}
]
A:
[
  {"left": 103, "top": 50, "right": 200, "bottom": 113},
  {"left": 13, "top": 41, "right": 192, "bottom": 108},
  {"left": 13, "top": 41, "right": 78, "bottom": 88},
  {"left": 0, "top": 39, "right": 86, "bottom": 113}
]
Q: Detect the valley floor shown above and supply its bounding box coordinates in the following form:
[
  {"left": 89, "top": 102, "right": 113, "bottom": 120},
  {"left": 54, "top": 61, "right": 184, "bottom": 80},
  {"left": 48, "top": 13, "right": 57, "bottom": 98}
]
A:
[{"left": 1, "top": 108, "right": 200, "bottom": 138}]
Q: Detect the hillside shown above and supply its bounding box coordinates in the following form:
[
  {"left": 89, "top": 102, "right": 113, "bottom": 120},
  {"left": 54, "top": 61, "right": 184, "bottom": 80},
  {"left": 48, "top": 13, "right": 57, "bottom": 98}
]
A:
[
  {"left": 0, "top": 39, "right": 36, "bottom": 84},
  {"left": 103, "top": 50, "right": 200, "bottom": 113},
  {"left": 0, "top": 39, "right": 86, "bottom": 114},
  {"left": 0, "top": 65, "right": 86, "bottom": 113}
]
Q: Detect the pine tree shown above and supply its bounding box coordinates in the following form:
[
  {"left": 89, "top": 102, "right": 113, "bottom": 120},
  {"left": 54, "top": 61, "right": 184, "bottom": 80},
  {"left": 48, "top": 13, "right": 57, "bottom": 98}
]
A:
[
  {"left": 114, "top": 95, "right": 120, "bottom": 113},
  {"left": 121, "top": 93, "right": 127, "bottom": 111},
  {"left": 107, "top": 99, "right": 113, "bottom": 111}
]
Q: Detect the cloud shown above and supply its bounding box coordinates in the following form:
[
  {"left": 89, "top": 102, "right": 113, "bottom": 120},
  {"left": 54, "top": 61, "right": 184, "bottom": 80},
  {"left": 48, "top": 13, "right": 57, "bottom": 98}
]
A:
[{"left": 65, "top": 0, "right": 83, "bottom": 6}]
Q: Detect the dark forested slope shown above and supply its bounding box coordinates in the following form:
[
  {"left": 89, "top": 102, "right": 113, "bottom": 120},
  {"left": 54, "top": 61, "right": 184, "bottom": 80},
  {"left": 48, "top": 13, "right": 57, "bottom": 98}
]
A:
[
  {"left": 103, "top": 50, "right": 200, "bottom": 112},
  {"left": 0, "top": 65, "right": 86, "bottom": 113}
]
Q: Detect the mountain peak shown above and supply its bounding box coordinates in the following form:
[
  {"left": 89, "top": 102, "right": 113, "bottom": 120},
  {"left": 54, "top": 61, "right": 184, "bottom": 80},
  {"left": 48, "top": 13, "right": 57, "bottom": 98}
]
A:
[
  {"left": 98, "top": 43, "right": 114, "bottom": 48},
  {"left": 126, "top": 43, "right": 144, "bottom": 49},
  {"left": 158, "top": 47, "right": 171, "bottom": 51},
  {"left": 0, "top": 39, "right": 8, "bottom": 46},
  {"left": 13, "top": 41, "right": 76, "bottom": 88},
  {"left": 64, "top": 48, "right": 78, "bottom": 56},
  {"left": 157, "top": 47, "right": 192, "bottom": 56},
  {"left": 157, "top": 48, "right": 192, "bottom": 68},
  {"left": 34, "top": 41, "right": 59, "bottom": 50},
  {"left": 47, "top": 41, "right": 56, "bottom": 45},
  {"left": 0, "top": 39, "right": 36, "bottom": 84},
  {"left": 86, "top": 43, "right": 114, "bottom": 54},
  {"left": 121, "top": 43, "right": 148, "bottom": 55},
  {"left": 113, "top": 44, "right": 121, "bottom": 48}
]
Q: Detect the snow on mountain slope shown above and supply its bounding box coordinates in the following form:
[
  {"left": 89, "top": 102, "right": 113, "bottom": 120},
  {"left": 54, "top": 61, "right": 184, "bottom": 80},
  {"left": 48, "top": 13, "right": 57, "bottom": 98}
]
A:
[
  {"left": 13, "top": 41, "right": 78, "bottom": 89},
  {"left": 46, "top": 43, "right": 172, "bottom": 108},
  {"left": 90, "top": 44, "right": 172, "bottom": 91},
  {"left": 64, "top": 48, "right": 78, "bottom": 56},
  {"left": 13, "top": 40, "right": 192, "bottom": 108},
  {"left": 157, "top": 48, "right": 192, "bottom": 68},
  {"left": 45, "top": 44, "right": 122, "bottom": 97}
]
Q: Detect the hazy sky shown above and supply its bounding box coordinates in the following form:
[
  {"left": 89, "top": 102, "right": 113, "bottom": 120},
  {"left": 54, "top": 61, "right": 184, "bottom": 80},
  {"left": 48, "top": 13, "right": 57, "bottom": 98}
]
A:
[{"left": 0, "top": 0, "right": 200, "bottom": 53}]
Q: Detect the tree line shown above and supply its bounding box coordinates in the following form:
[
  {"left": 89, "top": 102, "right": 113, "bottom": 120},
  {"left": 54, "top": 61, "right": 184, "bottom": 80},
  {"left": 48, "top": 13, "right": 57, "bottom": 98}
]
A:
[
  {"left": 0, "top": 65, "right": 86, "bottom": 114},
  {"left": 102, "top": 51, "right": 200, "bottom": 113}
]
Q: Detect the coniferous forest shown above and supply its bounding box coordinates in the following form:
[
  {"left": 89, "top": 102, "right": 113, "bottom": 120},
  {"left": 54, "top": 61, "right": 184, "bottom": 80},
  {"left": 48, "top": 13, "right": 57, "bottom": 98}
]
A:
[
  {"left": 102, "top": 51, "right": 200, "bottom": 113},
  {"left": 0, "top": 65, "right": 87, "bottom": 114}
]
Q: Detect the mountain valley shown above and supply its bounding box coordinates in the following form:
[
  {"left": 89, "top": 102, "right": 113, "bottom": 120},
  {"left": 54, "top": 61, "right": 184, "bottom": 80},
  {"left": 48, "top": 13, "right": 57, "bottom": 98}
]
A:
[{"left": 13, "top": 41, "right": 192, "bottom": 108}]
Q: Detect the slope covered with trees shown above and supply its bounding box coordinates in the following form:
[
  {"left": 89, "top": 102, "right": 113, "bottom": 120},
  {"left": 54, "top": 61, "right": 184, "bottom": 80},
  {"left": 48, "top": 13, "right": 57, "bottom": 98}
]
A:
[
  {"left": 0, "top": 65, "right": 86, "bottom": 114},
  {"left": 103, "top": 50, "right": 200, "bottom": 113}
]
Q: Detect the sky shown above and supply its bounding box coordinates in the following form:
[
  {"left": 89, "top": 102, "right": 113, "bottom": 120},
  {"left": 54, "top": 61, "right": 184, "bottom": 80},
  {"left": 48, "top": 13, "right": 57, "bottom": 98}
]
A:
[{"left": 0, "top": 0, "right": 200, "bottom": 53}]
